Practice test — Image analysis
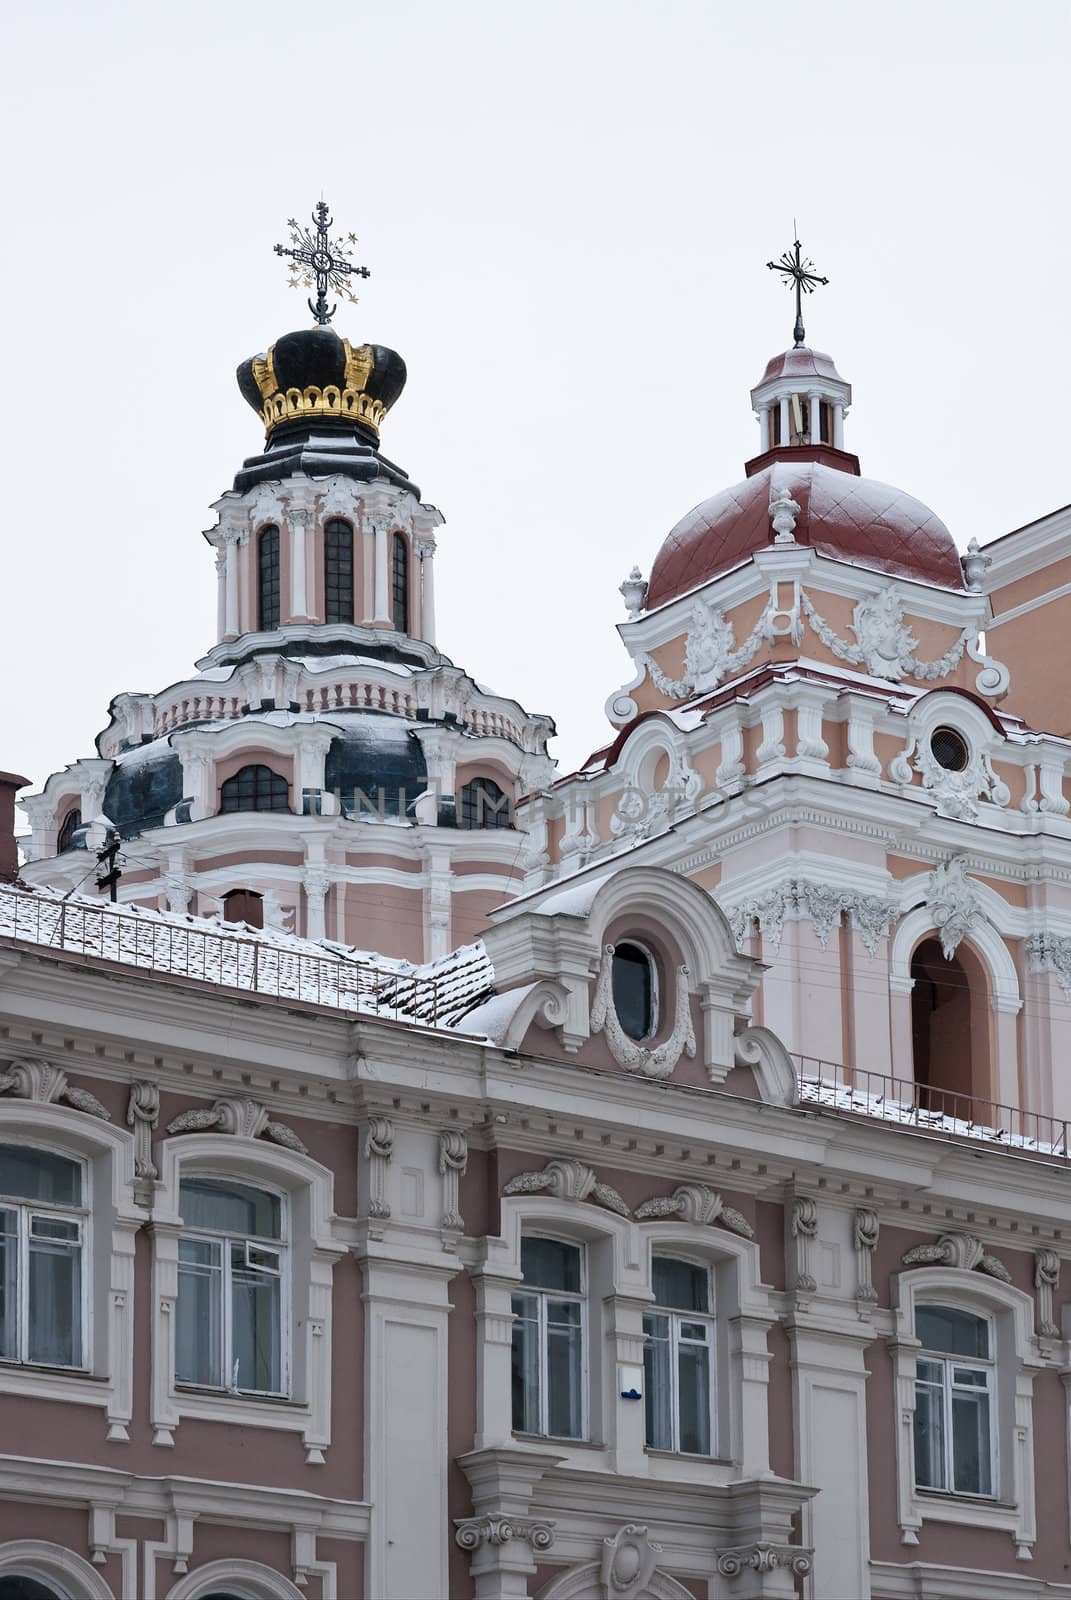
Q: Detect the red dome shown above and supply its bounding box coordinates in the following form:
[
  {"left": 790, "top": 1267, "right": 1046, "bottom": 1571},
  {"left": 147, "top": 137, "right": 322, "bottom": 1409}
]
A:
[{"left": 646, "top": 458, "right": 963, "bottom": 609}]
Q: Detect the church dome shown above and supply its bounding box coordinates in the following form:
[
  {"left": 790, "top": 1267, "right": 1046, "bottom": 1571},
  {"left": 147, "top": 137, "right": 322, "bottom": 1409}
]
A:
[{"left": 646, "top": 458, "right": 964, "bottom": 609}]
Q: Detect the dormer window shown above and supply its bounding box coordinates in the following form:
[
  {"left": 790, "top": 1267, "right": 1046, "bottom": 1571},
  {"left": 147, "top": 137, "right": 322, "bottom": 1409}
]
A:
[{"left": 611, "top": 942, "right": 655, "bottom": 1041}]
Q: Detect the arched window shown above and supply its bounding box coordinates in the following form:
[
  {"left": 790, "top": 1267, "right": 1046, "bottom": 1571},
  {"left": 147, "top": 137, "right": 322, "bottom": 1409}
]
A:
[
  {"left": 0, "top": 1579, "right": 66, "bottom": 1600},
  {"left": 176, "top": 1176, "right": 285, "bottom": 1396},
  {"left": 392, "top": 533, "right": 409, "bottom": 634},
  {"left": 914, "top": 1304, "right": 993, "bottom": 1496},
  {"left": 511, "top": 1235, "right": 584, "bottom": 1439},
  {"left": 612, "top": 942, "right": 655, "bottom": 1041},
  {"left": 257, "top": 525, "right": 280, "bottom": 632},
  {"left": 222, "top": 889, "right": 264, "bottom": 930},
  {"left": 910, "top": 938, "right": 988, "bottom": 1107},
  {"left": 458, "top": 776, "right": 512, "bottom": 830},
  {"left": 219, "top": 765, "right": 290, "bottom": 815},
  {"left": 57, "top": 808, "right": 82, "bottom": 853},
  {"left": 0, "top": 1144, "right": 86, "bottom": 1369},
  {"left": 324, "top": 519, "right": 354, "bottom": 625},
  {"left": 644, "top": 1256, "right": 715, "bottom": 1456}
]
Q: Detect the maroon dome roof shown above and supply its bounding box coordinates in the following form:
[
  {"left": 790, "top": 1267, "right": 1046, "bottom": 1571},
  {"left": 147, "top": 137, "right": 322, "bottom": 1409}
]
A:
[
  {"left": 757, "top": 346, "right": 845, "bottom": 385},
  {"left": 646, "top": 459, "right": 963, "bottom": 609}
]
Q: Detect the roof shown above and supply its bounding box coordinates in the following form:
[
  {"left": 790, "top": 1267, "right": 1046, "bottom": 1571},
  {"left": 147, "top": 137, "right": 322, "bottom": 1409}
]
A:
[
  {"left": 756, "top": 345, "right": 845, "bottom": 386},
  {"left": 646, "top": 458, "right": 963, "bottom": 609},
  {"left": 0, "top": 884, "right": 494, "bottom": 1031}
]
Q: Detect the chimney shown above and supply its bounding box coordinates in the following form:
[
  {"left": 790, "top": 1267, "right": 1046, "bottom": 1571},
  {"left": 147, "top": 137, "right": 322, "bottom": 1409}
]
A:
[{"left": 0, "top": 771, "right": 29, "bottom": 883}]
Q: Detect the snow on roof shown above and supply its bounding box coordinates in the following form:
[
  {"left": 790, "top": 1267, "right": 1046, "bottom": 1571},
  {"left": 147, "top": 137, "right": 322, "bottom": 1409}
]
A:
[{"left": 0, "top": 885, "right": 493, "bottom": 1032}]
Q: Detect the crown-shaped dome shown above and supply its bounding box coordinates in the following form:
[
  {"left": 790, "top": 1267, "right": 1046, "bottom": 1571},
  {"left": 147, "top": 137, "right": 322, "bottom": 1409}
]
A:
[{"left": 237, "top": 326, "right": 407, "bottom": 444}]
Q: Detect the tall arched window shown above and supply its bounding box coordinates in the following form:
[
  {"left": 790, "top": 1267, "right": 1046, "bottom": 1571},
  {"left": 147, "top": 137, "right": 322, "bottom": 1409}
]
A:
[
  {"left": 910, "top": 937, "right": 990, "bottom": 1107},
  {"left": 257, "top": 525, "right": 280, "bottom": 632},
  {"left": 324, "top": 519, "right": 354, "bottom": 625},
  {"left": 458, "top": 776, "right": 512, "bottom": 830},
  {"left": 219, "top": 765, "right": 290, "bottom": 814},
  {"left": 392, "top": 533, "right": 409, "bottom": 634},
  {"left": 57, "top": 808, "right": 82, "bottom": 853}
]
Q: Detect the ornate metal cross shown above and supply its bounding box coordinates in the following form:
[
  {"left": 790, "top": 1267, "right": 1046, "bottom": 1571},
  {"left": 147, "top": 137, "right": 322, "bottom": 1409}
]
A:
[
  {"left": 766, "top": 237, "right": 829, "bottom": 348},
  {"left": 274, "top": 200, "right": 370, "bottom": 326}
]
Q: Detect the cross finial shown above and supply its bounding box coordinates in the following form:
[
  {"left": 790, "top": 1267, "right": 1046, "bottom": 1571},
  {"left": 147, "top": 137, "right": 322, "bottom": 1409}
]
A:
[
  {"left": 766, "top": 236, "right": 829, "bottom": 348},
  {"left": 274, "top": 199, "right": 370, "bottom": 326}
]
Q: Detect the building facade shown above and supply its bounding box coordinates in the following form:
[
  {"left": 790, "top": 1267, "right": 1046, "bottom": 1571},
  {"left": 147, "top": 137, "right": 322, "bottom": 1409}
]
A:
[{"left": 4, "top": 252, "right": 1071, "bottom": 1600}]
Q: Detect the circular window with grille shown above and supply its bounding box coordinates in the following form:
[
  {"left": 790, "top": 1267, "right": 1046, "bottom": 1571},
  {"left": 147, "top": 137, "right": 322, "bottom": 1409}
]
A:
[{"left": 930, "top": 726, "right": 969, "bottom": 773}]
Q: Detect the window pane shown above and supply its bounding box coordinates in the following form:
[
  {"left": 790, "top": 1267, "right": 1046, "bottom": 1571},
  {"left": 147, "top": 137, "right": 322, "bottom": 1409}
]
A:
[
  {"left": 176, "top": 1240, "right": 222, "bottom": 1386},
  {"left": 0, "top": 1210, "right": 16, "bottom": 1361},
  {"left": 324, "top": 519, "right": 354, "bottom": 625},
  {"left": 643, "top": 1312, "right": 672, "bottom": 1450},
  {"left": 392, "top": 535, "right": 409, "bottom": 634},
  {"left": 677, "top": 1337, "right": 712, "bottom": 1455},
  {"left": 913, "top": 1371, "right": 946, "bottom": 1489},
  {"left": 0, "top": 1147, "right": 81, "bottom": 1206},
  {"left": 510, "top": 1292, "right": 540, "bottom": 1433},
  {"left": 916, "top": 1306, "right": 989, "bottom": 1359},
  {"left": 258, "top": 526, "right": 280, "bottom": 632},
  {"left": 952, "top": 1387, "right": 992, "bottom": 1495},
  {"left": 231, "top": 1243, "right": 282, "bottom": 1393},
  {"left": 546, "top": 1300, "right": 583, "bottom": 1438},
  {"left": 179, "top": 1179, "right": 281, "bottom": 1240},
  {"left": 652, "top": 1257, "right": 709, "bottom": 1314},
  {"left": 521, "top": 1237, "right": 581, "bottom": 1294},
  {"left": 612, "top": 943, "right": 653, "bottom": 1041},
  {"left": 27, "top": 1231, "right": 81, "bottom": 1366}
]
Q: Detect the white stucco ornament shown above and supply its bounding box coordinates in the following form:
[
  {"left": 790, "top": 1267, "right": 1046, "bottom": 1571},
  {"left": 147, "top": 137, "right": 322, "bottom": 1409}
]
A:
[
  {"left": 591, "top": 943, "right": 696, "bottom": 1079},
  {"left": 502, "top": 1156, "right": 630, "bottom": 1217},
  {"left": 643, "top": 596, "right": 774, "bottom": 698},
  {"left": 925, "top": 857, "right": 983, "bottom": 960},
  {"left": 619, "top": 566, "right": 648, "bottom": 618},
  {"left": 769, "top": 485, "right": 801, "bottom": 544},
  {"left": 600, "top": 1525, "right": 662, "bottom": 1600},
  {"left": 801, "top": 584, "right": 971, "bottom": 683}
]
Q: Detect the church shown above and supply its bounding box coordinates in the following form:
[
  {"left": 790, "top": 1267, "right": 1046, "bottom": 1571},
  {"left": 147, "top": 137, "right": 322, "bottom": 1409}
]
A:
[{"left": 1, "top": 210, "right": 1070, "bottom": 1600}]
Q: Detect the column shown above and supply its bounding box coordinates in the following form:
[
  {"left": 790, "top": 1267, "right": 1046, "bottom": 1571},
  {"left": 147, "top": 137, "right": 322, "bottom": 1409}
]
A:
[
  {"left": 214, "top": 547, "right": 227, "bottom": 639},
  {"left": 361, "top": 1254, "right": 457, "bottom": 1600},
  {"left": 758, "top": 407, "right": 770, "bottom": 451},
  {"left": 290, "top": 508, "right": 309, "bottom": 620},
  {"left": 373, "top": 518, "right": 390, "bottom": 625},
  {"left": 778, "top": 396, "right": 790, "bottom": 448},
  {"left": 419, "top": 541, "right": 437, "bottom": 645},
  {"left": 224, "top": 534, "right": 239, "bottom": 639},
  {"left": 833, "top": 402, "right": 845, "bottom": 448},
  {"left": 809, "top": 390, "right": 822, "bottom": 445}
]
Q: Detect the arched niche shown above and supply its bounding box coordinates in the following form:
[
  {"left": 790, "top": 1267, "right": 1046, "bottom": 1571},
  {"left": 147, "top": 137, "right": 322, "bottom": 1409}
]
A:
[{"left": 534, "top": 1561, "right": 697, "bottom": 1600}]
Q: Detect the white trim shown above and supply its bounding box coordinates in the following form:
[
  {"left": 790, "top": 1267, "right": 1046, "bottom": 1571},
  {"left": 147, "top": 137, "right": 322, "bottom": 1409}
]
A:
[
  {"left": 888, "top": 1267, "right": 1042, "bottom": 1559},
  {"left": 870, "top": 1560, "right": 1071, "bottom": 1599},
  {"left": 988, "top": 578, "right": 1071, "bottom": 630},
  {"left": 0, "top": 1539, "right": 116, "bottom": 1600},
  {"left": 535, "top": 1563, "right": 697, "bottom": 1600},
  {"left": 0, "top": 1102, "right": 139, "bottom": 1440},
  {"left": 152, "top": 1134, "right": 345, "bottom": 1460},
  {"left": 165, "top": 1558, "right": 306, "bottom": 1600}
]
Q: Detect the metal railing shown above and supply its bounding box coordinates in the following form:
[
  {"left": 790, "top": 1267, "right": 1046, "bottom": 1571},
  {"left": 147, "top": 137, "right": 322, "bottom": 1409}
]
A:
[
  {"left": 0, "top": 884, "right": 462, "bottom": 1027},
  {"left": 796, "top": 1056, "right": 1071, "bottom": 1164}
]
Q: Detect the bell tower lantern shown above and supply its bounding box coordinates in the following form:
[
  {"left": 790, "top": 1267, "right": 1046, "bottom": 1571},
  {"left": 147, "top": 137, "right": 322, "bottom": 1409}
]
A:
[{"left": 751, "top": 235, "right": 852, "bottom": 456}]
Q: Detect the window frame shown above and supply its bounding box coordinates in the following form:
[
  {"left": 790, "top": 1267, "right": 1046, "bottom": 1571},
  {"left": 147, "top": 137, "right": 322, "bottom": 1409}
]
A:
[
  {"left": 56, "top": 808, "right": 82, "bottom": 854},
  {"left": 511, "top": 1232, "right": 588, "bottom": 1442},
  {"left": 611, "top": 939, "right": 660, "bottom": 1043},
  {"left": 0, "top": 1144, "right": 90, "bottom": 1373},
  {"left": 257, "top": 524, "right": 281, "bottom": 633},
  {"left": 913, "top": 1304, "right": 995, "bottom": 1498},
  {"left": 891, "top": 1266, "right": 1041, "bottom": 1558},
  {"left": 392, "top": 532, "right": 409, "bottom": 635},
  {"left": 324, "top": 517, "right": 355, "bottom": 626},
  {"left": 175, "top": 1174, "right": 290, "bottom": 1399},
  {"left": 219, "top": 764, "right": 291, "bottom": 815},
  {"left": 643, "top": 1253, "right": 717, "bottom": 1458},
  {"left": 458, "top": 775, "right": 512, "bottom": 831},
  {"left": 151, "top": 1132, "right": 345, "bottom": 1461}
]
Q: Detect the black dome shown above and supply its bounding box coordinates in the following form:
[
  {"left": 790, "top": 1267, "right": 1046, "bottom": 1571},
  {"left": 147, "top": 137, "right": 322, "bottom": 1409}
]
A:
[{"left": 236, "top": 328, "right": 407, "bottom": 425}]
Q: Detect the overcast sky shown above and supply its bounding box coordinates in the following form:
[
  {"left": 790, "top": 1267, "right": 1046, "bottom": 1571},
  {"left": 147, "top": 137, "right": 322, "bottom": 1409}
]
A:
[{"left": 1, "top": 0, "right": 1068, "bottom": 791}]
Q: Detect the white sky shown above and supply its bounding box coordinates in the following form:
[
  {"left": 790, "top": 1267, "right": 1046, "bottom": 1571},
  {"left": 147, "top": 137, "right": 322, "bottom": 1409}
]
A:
[{"left": 1, "top": 0, "right": 1068, "bottom": 790}]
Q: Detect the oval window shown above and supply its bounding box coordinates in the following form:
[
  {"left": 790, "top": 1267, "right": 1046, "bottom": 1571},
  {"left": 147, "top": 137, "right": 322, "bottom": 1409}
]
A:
[
  {"left": 930, "top": 726, "right": 969, "bottom": 773},
  {"left": 612, "top": 942, "right": 654, "bottom": 1041}
]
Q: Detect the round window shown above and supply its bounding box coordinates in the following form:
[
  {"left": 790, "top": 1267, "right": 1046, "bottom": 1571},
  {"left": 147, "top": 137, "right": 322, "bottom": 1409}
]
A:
[
  {"left": 611, "top": 942, "right": 655, "bottom": 1041},
  {"left": 930, "top": 727, "right": 969, "bottom": 773}
]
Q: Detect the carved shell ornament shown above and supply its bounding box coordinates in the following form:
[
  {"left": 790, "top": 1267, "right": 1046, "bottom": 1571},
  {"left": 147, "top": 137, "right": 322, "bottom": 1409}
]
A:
[
  {"left": 591, "top": 943, "right": 696, "bottom": 1080},
  {"left": 166, "top": 1096, "right": 307, "bottom": 1153},
  {"left": 901, "top": 1231, "right": 1011, "bottom": 1282},
  {"left": 502, "top": 1157, "right": 630, "bottom": 1217}
]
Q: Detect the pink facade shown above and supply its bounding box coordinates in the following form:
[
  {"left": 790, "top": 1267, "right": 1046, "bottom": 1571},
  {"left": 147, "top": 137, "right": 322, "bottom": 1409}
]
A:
[{"left": 7, "top": 257, "right": 1071, "bottom": 1600}]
